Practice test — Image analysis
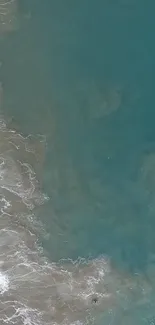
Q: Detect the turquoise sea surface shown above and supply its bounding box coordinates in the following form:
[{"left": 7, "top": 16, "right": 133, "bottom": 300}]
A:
[{"left": 0, "top": 1, "right": 155, "bottom": 324}]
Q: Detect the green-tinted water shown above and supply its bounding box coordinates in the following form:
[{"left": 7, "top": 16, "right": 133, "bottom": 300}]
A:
[
  {"left": 1, "top": 2, "right": 155, "bottom": 323},
  {"left": 1, "top": 0, "right": 155, "bottom": 268}
]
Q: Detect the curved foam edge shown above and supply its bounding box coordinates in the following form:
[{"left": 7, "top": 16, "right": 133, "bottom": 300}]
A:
[{"left": 0, "top": 116, "right": 153, "bottom": 324}]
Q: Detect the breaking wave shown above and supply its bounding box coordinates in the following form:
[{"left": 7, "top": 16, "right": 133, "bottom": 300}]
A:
[{"left": 0, "top": 115, "right": 154, "bottom": 325}]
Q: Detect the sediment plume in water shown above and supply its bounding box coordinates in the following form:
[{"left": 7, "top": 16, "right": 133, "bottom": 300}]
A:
[
  {"left": 0, "top": 116, "right": 154, "bottom": 325},
  {"left": 0, "top": 0, "right": 18, "bottom": 33}
]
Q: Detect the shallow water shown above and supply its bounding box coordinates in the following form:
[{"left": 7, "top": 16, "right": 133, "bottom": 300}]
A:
[{"left": 0, "top": 0, "right": 155, "bottom": 324}]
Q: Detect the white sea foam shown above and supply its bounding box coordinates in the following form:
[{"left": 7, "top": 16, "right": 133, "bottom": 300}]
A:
[
  {"left": 0, "top": 117, "right": 154, "bottom": 325},
  {"left": 0, "top": 271, "right": 9, "bottom": 294}
]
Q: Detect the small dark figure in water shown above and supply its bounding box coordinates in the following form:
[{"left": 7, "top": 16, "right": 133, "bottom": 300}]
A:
[{"left": 91, "top": 296, "right": 98, "bottom": 304}]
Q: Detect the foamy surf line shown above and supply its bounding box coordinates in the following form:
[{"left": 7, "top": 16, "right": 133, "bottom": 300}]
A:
[{"left": 0, "top": 116, "right": 154, "bottom": 325}]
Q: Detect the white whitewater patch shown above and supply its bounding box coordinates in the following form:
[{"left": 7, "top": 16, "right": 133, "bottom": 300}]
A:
[
  {"left": 0, "top": 271, "right": 9, "bottom": 294},
  {"left": 0, "top": 116, "right": 154, "bottom": 324}
]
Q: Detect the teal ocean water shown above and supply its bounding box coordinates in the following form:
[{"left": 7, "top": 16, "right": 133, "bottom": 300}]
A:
[{"left": 0, "top": 0, "right": 155, "bottom": 324}]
